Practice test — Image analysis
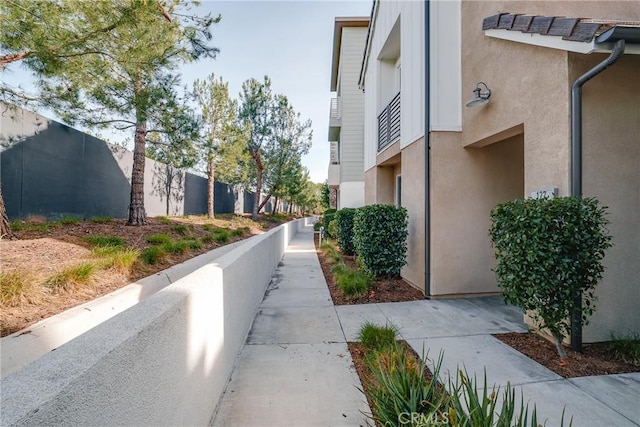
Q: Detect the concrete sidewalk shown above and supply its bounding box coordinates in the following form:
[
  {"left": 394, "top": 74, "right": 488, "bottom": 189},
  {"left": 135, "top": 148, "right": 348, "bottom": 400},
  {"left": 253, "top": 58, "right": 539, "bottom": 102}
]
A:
[{"left": 212, "top": 228, "right": 640, "bottom": 427}]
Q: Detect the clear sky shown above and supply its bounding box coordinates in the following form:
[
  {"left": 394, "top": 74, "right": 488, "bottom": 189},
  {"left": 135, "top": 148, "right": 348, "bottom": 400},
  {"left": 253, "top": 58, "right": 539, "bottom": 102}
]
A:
[
  {"left": 3, "top": 0, "right": 372, "bottom": 184},
  {"left": 187, "top": 0, "right": 372, "bottom": 183}
]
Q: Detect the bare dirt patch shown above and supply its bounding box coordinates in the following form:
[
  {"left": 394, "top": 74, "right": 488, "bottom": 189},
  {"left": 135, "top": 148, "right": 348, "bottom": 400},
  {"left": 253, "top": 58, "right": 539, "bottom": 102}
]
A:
[{"left": 1, "top": 214, "right": 287, "bottom": 336}]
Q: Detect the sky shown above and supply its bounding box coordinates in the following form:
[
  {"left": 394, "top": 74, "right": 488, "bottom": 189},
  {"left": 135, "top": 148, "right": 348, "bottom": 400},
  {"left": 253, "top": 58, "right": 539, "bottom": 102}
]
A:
[
  {"left": 184, "top": 0, "right": 372, "bottom": 183},
  {"left": 3, "top": 0, "right": 372, "bottom": 184}
]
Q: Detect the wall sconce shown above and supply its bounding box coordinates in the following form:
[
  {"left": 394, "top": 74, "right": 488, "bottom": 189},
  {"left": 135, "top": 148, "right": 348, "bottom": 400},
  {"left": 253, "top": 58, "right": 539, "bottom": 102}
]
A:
[{"left": 465, "top": 82, "right": 492, "bottom": 108}]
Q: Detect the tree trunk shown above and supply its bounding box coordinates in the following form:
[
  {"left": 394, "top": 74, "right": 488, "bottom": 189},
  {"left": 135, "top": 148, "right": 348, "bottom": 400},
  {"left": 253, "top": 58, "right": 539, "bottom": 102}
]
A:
[
  {"left": 165, "top": 165, "right": 172, "bottom": 215},
  {"left": 273, "top": 196, "right": 279, "bottom": 214},
  {"left": 207, "top": 157, "right": 215, "bottom": 219},
  {"left": 553, "top": 332, "right": 568, "bottom": 360},
  {"left": 0, "top": 185, "right": 14, "bottom": 240},
  {"left": 128, "top": 120, "right": 147, "bottom": 225},
  {"left": 251, "top": 150, "right": 263, "bottom": 221}
]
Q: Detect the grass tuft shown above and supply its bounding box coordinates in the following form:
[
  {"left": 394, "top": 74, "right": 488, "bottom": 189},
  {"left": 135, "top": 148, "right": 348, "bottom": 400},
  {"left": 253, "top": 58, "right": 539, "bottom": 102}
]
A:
[
  {"left": 45, "top": 263, "right": 96, "bottom": 291},
  {"left": 60, "top": 215, "right": 81, "bottom": 225},
  {"left": 608, "top": 333, "right": 640, "bottom": 366},
  {"left": 84, "top": 235, "right": 126, "bottom": 248},
  {"left": 156, "top": 216, "right": 171, "bottom": 224},
  {"left": 0, "top": 271, "right": 30, "bottom": 306},
  {"left": 357, "top": 322, "right": 398, "bottom": 352},
  {"left": 90, "top": 216, "right": 112, "bottom": 224},
  {"left": 146, "top": 233, "right": 171, "bottom": 245},
  {"left": 97, "top": 248, "right": 140, "bottom": 274},
  {"left": 141, "top": 246, "right": 165, "bottom": 265},
  {"left": 335, "top": 267, "right": 372, "bottom": 299},
  {"left": 171, "top": 224, "right": 192, "bottom": 236},
  {"left": 214, "top": 229, "right": 230, "bottom": 243}
]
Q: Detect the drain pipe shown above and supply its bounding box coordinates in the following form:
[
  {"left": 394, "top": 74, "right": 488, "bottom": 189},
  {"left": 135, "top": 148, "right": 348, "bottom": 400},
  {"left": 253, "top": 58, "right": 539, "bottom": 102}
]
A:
[
  {"left": 423, "top": 0, "right": 431, "bottom": 298},
  {"left": 569, "top": 38, "right": 625, "bottom": 352}
]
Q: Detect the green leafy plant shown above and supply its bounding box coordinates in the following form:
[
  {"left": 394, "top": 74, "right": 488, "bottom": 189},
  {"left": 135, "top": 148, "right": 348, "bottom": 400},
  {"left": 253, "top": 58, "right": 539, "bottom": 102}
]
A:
[
  {"left": 608, "top": 332, "right": 640, "bottom": 366},
  {"left": 89, "top": 216, "right": 112, "bottom": 224},
  {"left": 156, "top": 216, "right": 171, "bottom": 225},
  {"left": 181, "top": 238, "right": 202, "bottom": 250},
  {"left": 313, "top": 221, "right": 322, "bottom": 231},
  {"left": 489, "top": 197, "right": 612, "bottom": 359},
  {"left": 146, "top": 233, "right": 172, "bottom": 245},
  {"left": 84, "top": 235, "right": 126, "bottom": 247},
  {"left": 364, "top": 344, "right": 448, "bottom": 427},
  {"left": 162, "top": 240, "right": 191, "bottom": 254},
  {"left": 335, "top": 208, "right": 358, "bottom": 255},
  {"left": 327, "top": 218, "right": 338, "bottom": 241},
  {"left": 231, "top": 227, "right": 247, "bottom": 237},
  {"left": 353, "top": 204, "right": 408, "bottom": 278}
]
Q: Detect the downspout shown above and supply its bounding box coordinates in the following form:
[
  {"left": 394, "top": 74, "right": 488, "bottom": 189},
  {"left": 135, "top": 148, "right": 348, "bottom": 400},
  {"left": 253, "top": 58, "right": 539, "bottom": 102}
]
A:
[
  {"left": 569, "top": 38, "right": 625, "bottom": 352},
  {"left": 424, "top": 0, "right": 431, "bottom": 298}
]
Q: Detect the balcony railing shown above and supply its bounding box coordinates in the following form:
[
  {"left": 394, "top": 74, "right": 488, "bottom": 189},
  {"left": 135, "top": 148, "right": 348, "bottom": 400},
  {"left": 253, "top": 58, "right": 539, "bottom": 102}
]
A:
[
  {"left": 377, "top": 92, "right": 400, "bottom": 152},
  {"left": 330, "top": 97, "right": 341, "bottom": 120}
]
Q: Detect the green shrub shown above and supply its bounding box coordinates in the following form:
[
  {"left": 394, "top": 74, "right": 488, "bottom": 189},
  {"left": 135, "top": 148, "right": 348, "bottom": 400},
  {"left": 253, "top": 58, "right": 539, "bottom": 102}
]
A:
[
  {"left": 201, "top": 234, "right": 216, "bottom": 244},
  {"left": 60, "top": 215, "right": 80, "bottom": 225},
  {"left": 84, "top": 235, "right": 126, "bottom": 247},
  {"left": 489, "top": 197, "right": 612, "bottom": 358},
  {"left": 146, "top": 233, "right": 171, "bottom": 245},
  {"left": 90, "top": 216, "right": 112, "bottom": 224},
  {"left": 141, "top": 246, "right": 165, "bottom": 264},
  {"left": 335, "top": 266, "right": 372, "bottom": 299},
  {"left": 322, "top": 209, "right": 337, "bottom": 237},
  {"left": 357, "top": 322, "right": 397, "bottom": 352},
  {"left": 335, "top": 208, "right": 358, "bottom": 255},
  {"left": 231, "top": 227, "right": 246, "bottom": 237},
  {"left": 353, "top": 204, "right": 408, "bottom": 277},
  {"left": 313, "top": 221, "right": 322, "bottom": 231},
  {"left": 327, "top": 219, "right": 338, "bottom": 241}
]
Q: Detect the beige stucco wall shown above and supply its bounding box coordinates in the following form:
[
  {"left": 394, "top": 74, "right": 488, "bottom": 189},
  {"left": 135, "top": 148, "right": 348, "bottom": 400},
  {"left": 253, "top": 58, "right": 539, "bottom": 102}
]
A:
[
  {"left": 430, "top": 132, "right": 524, "bottom": 296},
  {"left": 571, "top": 52, "right": 640, "bottom": 342},
  {"left": 399, "top": 138, "right": 426, "bottom": 290}
]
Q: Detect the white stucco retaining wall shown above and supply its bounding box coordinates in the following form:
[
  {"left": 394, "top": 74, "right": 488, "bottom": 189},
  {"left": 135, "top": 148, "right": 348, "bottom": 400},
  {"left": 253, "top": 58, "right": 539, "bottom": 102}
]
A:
[{"left": 0, "top": 219, "right": 308, "bottom": 427}]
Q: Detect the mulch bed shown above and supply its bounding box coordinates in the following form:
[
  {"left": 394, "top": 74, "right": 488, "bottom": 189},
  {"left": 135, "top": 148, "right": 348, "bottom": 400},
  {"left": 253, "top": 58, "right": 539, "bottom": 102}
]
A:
[
  {"left": 494, "top": 332, "right": 639, "bottom": 378},
  {"left": 313, "top": 232, "right": 638, "bottom": 379},
  {"left": 314, "top": 233, "right": 423, "bottom": 305}
]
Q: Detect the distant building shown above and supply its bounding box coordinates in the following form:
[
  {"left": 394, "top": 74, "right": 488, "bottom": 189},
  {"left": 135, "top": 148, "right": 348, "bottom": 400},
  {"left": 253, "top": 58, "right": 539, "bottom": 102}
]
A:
[{"left": 327, "top": 17, "right": 369, "bottom": 209}]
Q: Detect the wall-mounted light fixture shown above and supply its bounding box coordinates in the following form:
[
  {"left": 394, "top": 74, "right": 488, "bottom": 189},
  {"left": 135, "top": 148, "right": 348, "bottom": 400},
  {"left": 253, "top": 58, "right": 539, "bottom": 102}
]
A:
[{"left": 465, "top": 82, "right": 492, "bottom": 108}]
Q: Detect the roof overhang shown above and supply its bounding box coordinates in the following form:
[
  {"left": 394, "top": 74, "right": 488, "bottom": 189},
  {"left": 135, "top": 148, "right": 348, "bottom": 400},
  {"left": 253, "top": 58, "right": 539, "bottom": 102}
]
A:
[
  {"left": 330, "top": 17, "right": 369, "bottom": 91},
  {"left": 485, "top": 28, "right": 640, "bottom": 55},
  {"left": 483, "top": 13, "right": 640, "bottom": 55}
]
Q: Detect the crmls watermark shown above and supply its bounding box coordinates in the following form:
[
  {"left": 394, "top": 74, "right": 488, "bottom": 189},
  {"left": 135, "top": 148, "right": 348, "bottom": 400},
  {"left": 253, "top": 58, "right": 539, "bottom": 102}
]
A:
[{"left": 396, "top": 412, "right": 449, "bottom": 426}]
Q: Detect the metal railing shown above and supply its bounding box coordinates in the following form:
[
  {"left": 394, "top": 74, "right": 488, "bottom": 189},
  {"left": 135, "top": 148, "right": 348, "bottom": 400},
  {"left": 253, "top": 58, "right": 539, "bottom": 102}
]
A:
[{"left": 377, "top": 92, "right": 400, "bottom": 151}]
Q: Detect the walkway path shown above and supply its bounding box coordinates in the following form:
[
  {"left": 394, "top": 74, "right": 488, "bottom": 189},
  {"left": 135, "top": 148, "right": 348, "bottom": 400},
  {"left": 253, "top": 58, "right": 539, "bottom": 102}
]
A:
[{"left": 213, "top": 227, "right": 640, "bottom": 426}]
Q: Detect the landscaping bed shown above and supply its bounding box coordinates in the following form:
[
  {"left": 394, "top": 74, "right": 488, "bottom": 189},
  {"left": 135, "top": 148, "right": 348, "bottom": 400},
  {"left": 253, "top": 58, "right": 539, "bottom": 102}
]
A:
[{"left": 0, "top": 214, "right": 289, "bottom": 336}]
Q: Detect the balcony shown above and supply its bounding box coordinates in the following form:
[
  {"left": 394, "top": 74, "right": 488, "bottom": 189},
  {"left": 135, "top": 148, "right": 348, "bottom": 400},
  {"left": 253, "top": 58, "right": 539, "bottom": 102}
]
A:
[
  {"left": 327, "top": 163, "right": 340, "bottom": 187},
  {"left": 328, "top": 97, "right": 341, "bottom": 141},
  {"left": 377, "top": 92, "right": 400, "bottom": 152}
]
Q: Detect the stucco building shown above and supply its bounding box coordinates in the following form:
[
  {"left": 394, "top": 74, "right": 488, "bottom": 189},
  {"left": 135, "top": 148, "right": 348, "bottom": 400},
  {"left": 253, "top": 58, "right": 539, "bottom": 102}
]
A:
[
  {"left": 356, "top": 0, "right": 639, "bottom": 343},
  {"left": 327, "top": 17, "right": 369, "bottom": 209}
]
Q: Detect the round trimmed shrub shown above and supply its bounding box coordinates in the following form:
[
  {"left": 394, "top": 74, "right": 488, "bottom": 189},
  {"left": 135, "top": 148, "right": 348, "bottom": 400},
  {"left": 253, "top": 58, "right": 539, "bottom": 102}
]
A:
[
  {"left": 353, "top": 204, "right": 408, "bottom": 277},
  {"left": 323, "top": 208, "right": 337, "bottom": 238},
  {"left": 335, "top": 208, "right": 358, "bottom": 255}
]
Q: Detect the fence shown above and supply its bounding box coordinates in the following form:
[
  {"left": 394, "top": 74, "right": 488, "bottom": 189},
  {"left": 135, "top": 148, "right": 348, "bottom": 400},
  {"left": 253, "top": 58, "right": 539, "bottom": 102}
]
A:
[{"left": 0, "top": 104, "right": 257, "bottom": 220}]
